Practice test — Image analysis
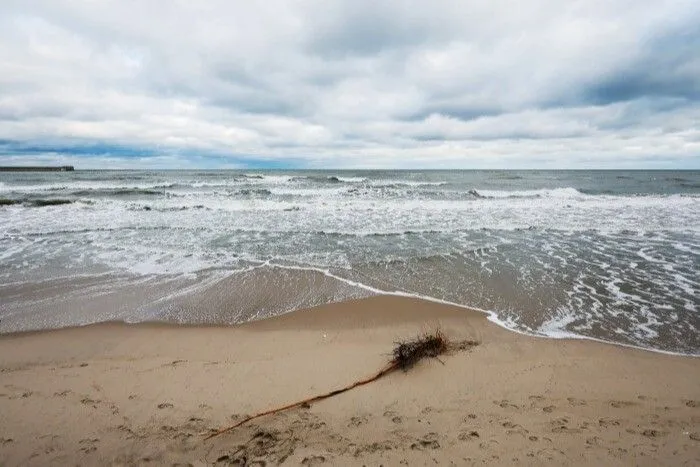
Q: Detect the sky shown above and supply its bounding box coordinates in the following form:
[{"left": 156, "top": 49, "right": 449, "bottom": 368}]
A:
[{"left": 0, "top": 0, "right": 699, "bottom": 169}]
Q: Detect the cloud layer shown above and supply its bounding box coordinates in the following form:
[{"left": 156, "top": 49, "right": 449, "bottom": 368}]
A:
[{"left": 1, "top": 0, "right": 699, "bottom": 168}]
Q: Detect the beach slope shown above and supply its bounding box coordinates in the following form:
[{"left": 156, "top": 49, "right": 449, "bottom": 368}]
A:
[{"left": 0, "top": 296, "right": 698, "bottom": 465}]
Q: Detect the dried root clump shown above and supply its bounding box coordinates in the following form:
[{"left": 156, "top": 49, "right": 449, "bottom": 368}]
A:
[
  {"left": 390, "top": 330, "right": 479, "bottom": 371},
  {"left": 391, "top": 330, "right": 449, "bottom": 371}
]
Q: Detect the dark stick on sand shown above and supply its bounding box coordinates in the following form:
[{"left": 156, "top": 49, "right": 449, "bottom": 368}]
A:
[{"left": 205, "top": 330, "right": 478, "bottom": 441}]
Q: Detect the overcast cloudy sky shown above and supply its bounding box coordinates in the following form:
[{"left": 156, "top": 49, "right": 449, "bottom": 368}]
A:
[{"left": 1, "top": 0, "right": 699, "bottom": 169}]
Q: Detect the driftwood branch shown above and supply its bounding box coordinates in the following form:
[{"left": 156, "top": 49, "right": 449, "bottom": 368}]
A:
[{"left": 205, "top": 330, "right": 477, "bottom": 441}]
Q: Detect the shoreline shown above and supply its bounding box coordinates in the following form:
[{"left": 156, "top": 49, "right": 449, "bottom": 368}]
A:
[
  {"left": 1, "top": 295, "right": 698, "bottom": 465},
  {"left": 2, "top": 283, "right": 697, "bottom": 358}
]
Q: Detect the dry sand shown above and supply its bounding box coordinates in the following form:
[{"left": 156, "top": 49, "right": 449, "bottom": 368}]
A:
[{"left": 0, "top": 296, "right": 698, "bottom": 466}]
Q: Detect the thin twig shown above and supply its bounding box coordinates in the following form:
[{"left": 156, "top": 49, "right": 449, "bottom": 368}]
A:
[{"left": 205, "top": 361, "right": 398, "bottom": 441}]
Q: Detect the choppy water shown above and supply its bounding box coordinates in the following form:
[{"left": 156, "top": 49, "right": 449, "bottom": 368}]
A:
[{"left": 1, "top": 170, "right": 698, "bottom": 355}]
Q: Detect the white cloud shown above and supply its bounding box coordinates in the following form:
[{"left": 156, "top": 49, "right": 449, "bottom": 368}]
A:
[{"left": 0, "top": 0, "right": 698, "bottom": 168}]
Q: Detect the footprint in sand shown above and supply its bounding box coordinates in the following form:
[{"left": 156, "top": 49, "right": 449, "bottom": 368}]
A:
[
  {"left": 296, "top": 412, "right": 326, "bottom": 430},
  {"left": 608, "top": 447, "right": 629, "bottom": 458},
  {"left": 354, "top": 441, "right": 396, "bottom": 456},
  {"left": 458, "top": 430, "right": 480, "bottom": 441},
  {"left": 78, "top": 438, "right": 99, "bottom": 454},
  {"left": 410, "top": 433, "right": 440, "bottom": 450},
  {"left": 534, "top": 447, "right": 567, "bottom": 461},
  {"left": 116, "top": 424, "right": 140, "bottom": 440},
  {"left": 383, "top": 410, "right": 403, "bottom": 424},
  {"left": 684, "top": 400, "right": 699, "bottom": 408},
  {"left": 301, "top": 455, "right": 326, "bottom": 465},
  {"left": 567, "top": 397, "right": 587, "bottom": 406},
  {"left": 550, "top": 417, "right": 581, "bottom": 434},
  {"left": 527, "top": 395, "right": 547, "bottom": 409},
  {"left": 81, "top": 397, "right": 101, "bottom": 408},
  {"left": 348, "top": 415, "right": 367, "bottom": 427},
  {"left": 219, "top": 429, "right": 297, "bottom": 465},
  {"left": 494, "top": 399, "right": 519, "bottom": 409},
  {"left": 308, "top": 420, "right": 327, "bottom": 430},
  {"left": 479, "top": 439, "right": 499, "bottom": 450},
  {"left": 157, "top": 402, "right": 174, "bottom": 409},
  {"left": 598, "top": 417, "right": 621, "bottom": 428},
  {"left": 502, "top": 421, "right": 529, "bottom": 437},
  {"left": 609, "top": 400, "right": 637, "bottom": 408},
  {"left": 7, "top": 389, "right": 33, "bottom": 400}
]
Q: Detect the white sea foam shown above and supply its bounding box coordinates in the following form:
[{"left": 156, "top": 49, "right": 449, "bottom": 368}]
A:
[
  {"left": 0, "top": 181, "right": 167, "bottom": 193},
  {"left": 368, "top": 180, "right": 448, "bottom": 187},
  {"left": 475, "top": 187, "right": 586, "bottom": 198},
  {"left": 336, "top": 176, "right": 367, "bottom": 183},
  {"left": 243, "top": 174, "right": 294, "bottom": 184},
  {"left": 2, "top": 170, "right": 698, "bottom": 354}
]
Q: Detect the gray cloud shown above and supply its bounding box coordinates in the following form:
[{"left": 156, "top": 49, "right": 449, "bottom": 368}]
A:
[
  {"left": 583, "top": 24, "right": 700, "bottom": 105},
  {"left": 0, "top": 0, "right": 698, "bottom": 168},
  {"left": 304, "top": 1, "right": 460, "bottom": 58}
]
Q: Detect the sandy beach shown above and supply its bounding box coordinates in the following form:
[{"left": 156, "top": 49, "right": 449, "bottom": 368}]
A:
[{"left": 0, "top": 295, "right": 698, "bottom": 466}]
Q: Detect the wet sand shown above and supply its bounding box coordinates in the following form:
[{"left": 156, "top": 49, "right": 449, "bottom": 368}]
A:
[{"left": 0, "top": 296, "right": 698, "bottom": 465}]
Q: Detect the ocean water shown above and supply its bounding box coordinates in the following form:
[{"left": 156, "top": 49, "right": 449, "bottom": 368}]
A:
[{"left": 0, "top": 170, "right": 698, "bottom": 355}]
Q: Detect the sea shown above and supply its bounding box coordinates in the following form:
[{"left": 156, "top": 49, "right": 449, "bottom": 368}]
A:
[{"left": 0, "top": 170, "right": 698, "bottom": 355}]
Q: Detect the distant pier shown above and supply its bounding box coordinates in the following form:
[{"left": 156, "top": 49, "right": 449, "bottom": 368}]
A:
[{"left": 0, "top": 166, "right": 74, "bottom": 172}]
